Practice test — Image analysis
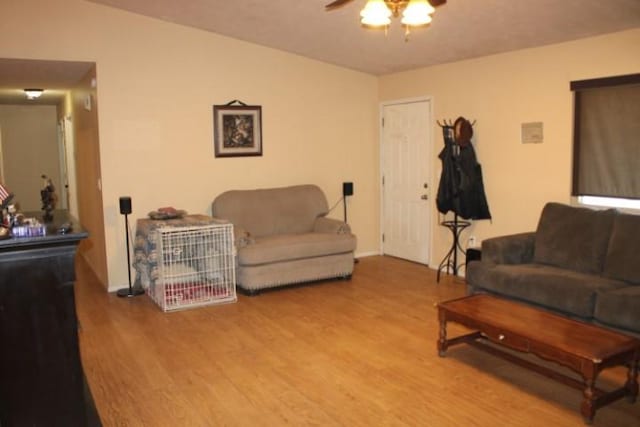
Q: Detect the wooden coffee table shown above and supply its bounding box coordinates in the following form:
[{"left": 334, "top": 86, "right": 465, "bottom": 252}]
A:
[{"left": 437, "top": 294, "right": 640, "bottom": 424}]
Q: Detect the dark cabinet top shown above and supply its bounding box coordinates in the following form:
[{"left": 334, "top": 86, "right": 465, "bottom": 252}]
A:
[{"left": 0, "top": 210, "right": 88, "bottom": 252}]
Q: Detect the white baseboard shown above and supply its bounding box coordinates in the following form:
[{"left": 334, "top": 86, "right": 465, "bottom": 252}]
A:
[{"left": 355, "top": 251, "right": 381, "bottom": 259}]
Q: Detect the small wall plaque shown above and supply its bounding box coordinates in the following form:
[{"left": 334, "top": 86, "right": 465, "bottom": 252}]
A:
[{"left": 521, "top": 122, "right": 543, "bottom": 144}]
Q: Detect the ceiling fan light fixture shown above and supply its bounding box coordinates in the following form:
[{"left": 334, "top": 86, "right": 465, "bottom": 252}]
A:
[
  {"left": 401, "top": 0, "right": 435, "bottom": 26},
  {"left": 24, "top": 88, "right": 44, "bottom": 99},
  {"left": 360, "top": 0, "right": 392, "bottom": 27}
]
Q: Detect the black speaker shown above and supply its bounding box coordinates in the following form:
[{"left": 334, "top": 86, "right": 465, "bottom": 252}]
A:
[
  {"left": 119, "top": 196, "right": 132, "bottom": 215},
  {"left": 342, "top": 182, "right": 353, "bottom": 197}
]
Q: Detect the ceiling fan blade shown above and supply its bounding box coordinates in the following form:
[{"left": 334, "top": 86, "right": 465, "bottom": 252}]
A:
[
  {"left": 325, "top": 0, "right": 354, "bottom": 11},
  {"left": 325, "top": 0, "right": 445, "bottom": 12}
]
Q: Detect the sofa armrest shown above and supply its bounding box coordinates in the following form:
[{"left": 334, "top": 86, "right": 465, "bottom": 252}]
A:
[
  {"left": 313, "top": 217, "right": 351, "bottom": 234},
  {"left": 482, "top": 232, "right": 535, "bottom": 264}
]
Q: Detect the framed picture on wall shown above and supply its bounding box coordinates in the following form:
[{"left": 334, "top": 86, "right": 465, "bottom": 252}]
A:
[{"left": 213, "top": 103, "right": 262, "bottom": 157}]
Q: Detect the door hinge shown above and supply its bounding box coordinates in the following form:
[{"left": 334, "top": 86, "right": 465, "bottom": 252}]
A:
[
  {"left": 382, "top": 117, "right": 385, "bottom": 127},
  {"left": 382, "top": 176, "right": 385, "bottom": 186},
  {"left": 382, "top": 233, "right": 385, "bottom": 243}
]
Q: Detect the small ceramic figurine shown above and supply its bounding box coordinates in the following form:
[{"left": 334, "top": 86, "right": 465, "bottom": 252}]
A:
[{"left": 40, "top": 174, "right": 57, "bottom": 221}]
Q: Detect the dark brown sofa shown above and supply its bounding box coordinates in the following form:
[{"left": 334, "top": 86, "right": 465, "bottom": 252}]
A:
[{"left": 466, "top": 202, "right": 640, "bottom": 336}]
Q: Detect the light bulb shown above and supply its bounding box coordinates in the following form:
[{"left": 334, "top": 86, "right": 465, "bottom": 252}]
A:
[
  {"left": 24, "top": 88, "right": 44, "bottom": 99},
  {"left": 360, "top": 0, "right": 392, "bottom": 27},
  {"left": 401, "top": 0, "right": 435, "bottom": 26}
]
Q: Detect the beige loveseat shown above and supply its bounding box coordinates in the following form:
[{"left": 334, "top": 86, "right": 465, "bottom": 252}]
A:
[{"left": 211, "top": 185, "right": 357, "bottom": 294}]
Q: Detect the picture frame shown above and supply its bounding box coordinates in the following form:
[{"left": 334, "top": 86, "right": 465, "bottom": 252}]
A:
[{"left": 213, "top": 103, "right": 262, "bottom": 157}]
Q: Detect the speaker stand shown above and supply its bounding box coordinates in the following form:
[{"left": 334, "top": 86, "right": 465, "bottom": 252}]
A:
[
  {"left": 117, "top": 212, "right": 144, "bottom": 298},
  {"left": 343, "top": 196, "right": 348, "bottom": 224},
  {"left": 342, "top": 195, "right": 359, "bottom": 264}
]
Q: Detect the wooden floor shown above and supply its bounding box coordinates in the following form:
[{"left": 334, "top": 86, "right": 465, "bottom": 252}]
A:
[{"left": 75, "top": 256, "right": 640, "bottom": 426}]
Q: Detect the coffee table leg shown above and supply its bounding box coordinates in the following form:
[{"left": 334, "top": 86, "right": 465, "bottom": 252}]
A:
[
  {"left": 625, "top": 358, "right": 639, "bottom": 403},
  {"left": 581, "top": 376, "right": 596, "bottom": 425},
  {"left": 437, "top": 308, "right": 448, "bottom": 357}
]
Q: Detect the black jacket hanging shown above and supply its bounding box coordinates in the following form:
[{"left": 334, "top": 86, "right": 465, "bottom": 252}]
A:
[
  {"left": 436, "top": 125, "right": 459, "bottom": 215},
  {"left": 436, "top": 118, "right": 491, "bottom": 220},
  {"left": 455, "top": 143, "right": 491, "bottom": 220}
]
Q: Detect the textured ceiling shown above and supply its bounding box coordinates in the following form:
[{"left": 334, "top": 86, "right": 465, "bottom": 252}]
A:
[
  {"left": 1, "top": 0, "right": 639, "bottom": 104},
  {"left": 85, "top": 0, "right": 640, "bottom": 75}
]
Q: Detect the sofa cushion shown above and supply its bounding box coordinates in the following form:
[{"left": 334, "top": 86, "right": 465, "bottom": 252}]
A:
[
  {"left": 237, "top": 253, "right": 354, "bottom": 290},
  {"left": 238, "top": 232, "right": 357, "bottom": 266},
  {"left": 533, "top": 203, "right": 616, "bottom": 275},
  {"left": 595, "top": 285, "right": 640, "bottom": 333},
  {"left": 481, "top": 232, "right": 535, "bottom": 265},
  {"left": 212, "top": 185, "right": 329, "bottom": 238},
  {"left": 603, "top": 213, "right": 640, "bottom": 284},
  {"left": 466, "top": 262, "right": 627, "bottom": 318}
]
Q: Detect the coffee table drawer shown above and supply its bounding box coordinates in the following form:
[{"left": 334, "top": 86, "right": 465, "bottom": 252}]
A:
[{"left": 482, "top": 326, "right": 530, "bottom": 352}]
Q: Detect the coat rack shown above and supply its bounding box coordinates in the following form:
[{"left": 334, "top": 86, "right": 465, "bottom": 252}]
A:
[
  {"left": 437, "top": 216, "right": 470, "bottom": 282},
  {"left": 435, "top": 117, "right": 490, "bottom": 283},
  {"left": 436, "top": 119, "right": 477, "bottom": 128}
]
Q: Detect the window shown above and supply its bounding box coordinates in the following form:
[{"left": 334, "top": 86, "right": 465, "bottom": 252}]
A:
[
  {"left": 571, "top": 74, "right": 640, "bottom": 208},
  {"left": 578, "top": 195, "right": 640, "bottom": 210}
]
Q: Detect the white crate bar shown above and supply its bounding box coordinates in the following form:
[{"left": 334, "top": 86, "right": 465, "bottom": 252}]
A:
[{"left": 146, "top": 223, "right": 236, "bottom": 311}]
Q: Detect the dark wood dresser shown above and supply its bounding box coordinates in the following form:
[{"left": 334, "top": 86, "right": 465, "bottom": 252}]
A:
[{"left": 0, "top": 211, "right": 101, "bottom": 426}]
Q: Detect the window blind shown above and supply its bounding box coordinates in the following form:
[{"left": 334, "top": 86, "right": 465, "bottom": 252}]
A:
[{"left": 571, "top": 74, "right": 640, "bottom": 200}]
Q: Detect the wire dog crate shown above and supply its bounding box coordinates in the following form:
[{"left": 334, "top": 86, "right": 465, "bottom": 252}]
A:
[{"left": 143, "top": 223, "right": 236, "bottom": 311}]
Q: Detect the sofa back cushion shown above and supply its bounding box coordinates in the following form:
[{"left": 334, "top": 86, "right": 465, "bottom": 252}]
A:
[
  {"left": 533, "top": 202, "right": 616, "bottom": 274},
  {"left": 212, "top": 185, "right": 329, "bottom": 238},
  {"left": 603, "top": 213, "right": 640, "bottom": 284}
]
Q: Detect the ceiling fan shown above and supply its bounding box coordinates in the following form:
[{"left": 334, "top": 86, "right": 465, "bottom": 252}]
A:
[
  {"left": 325, "top": 0, "right": 447, "bottom": 14},
  {"left": 326, "top": 0, "right": 447, "bottom": 39}
]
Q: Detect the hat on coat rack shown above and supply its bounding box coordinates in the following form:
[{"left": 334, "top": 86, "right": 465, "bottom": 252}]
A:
[{"left": 453, "top": 117, "right": 473, "bottom": 147}]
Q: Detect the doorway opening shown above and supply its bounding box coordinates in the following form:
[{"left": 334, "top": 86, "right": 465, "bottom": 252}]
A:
[{"left": 0, "top": 58, "right": 107, "bottom": 287}]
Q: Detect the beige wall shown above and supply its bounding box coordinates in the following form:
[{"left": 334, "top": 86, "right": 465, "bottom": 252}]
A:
[
  {"left": 0, "top": 104, "right": 61, "bottom": 211},
  {"left": 380, "top": 29, "right": 640, "bottom": 268},
  {"left": 0, "top": 0, "right": 379, "bottom": 291}
]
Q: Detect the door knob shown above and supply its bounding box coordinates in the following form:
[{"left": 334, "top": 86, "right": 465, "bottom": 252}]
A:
[
  {"left": 423, "top": 183, "right": 428, "bottom": 189},
  {"left": 421, "top": 195, "right": 428, "bottom": 200}
]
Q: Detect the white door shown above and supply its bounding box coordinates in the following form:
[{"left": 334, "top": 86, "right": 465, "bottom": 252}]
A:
[{"left": 381, "top": 100, "right": 431, "bottom": 264}]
